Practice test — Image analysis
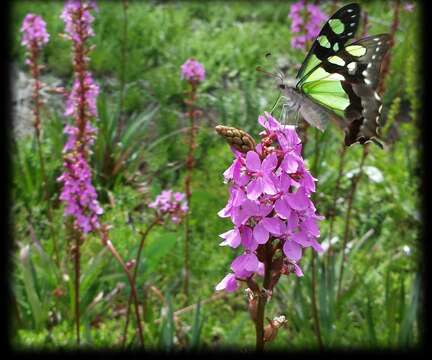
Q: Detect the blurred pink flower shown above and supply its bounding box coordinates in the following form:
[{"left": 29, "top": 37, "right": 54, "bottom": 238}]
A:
[
  {"left": 288, "top": 0, "right": 327, "bottom": 50},
  {"left": 181, "top": 58, "right": 206, "bottom": 83},
  {"left": 148, "top": 190, "right": 189, "bottom": 224},
  {"left": 20, "top": 13, "right": 49, "bottom": 48}
]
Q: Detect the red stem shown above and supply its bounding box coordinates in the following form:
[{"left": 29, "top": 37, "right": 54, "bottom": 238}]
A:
[{"left": 122, "top": 216, "right": 160, "bottom": 347}]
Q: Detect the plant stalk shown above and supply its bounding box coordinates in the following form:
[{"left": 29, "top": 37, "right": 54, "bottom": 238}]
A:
[
  {"left": 337, "top": 145, "right": 368, "bottom": 300},
  {"left": 122, "top": 216, "right": 159, "bottom": 347},
  {"left": 101, "top": 230, "right": 145, "bottom": 346},
  {"left": 255, "top": 242, "right": 273, "bottom": 352},
  {"left": 183, "top": 81, "right": 198, "bottom": 300}
]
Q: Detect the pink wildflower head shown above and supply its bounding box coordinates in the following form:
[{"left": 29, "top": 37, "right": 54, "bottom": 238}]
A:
[
  {"left": 57, "top": 124, "right": 102, "bottom": 234},
  {"left": 215, "top": 112, "right": 324, "bottom": 293},
  {"left": 61, "top": 0, "right": 98, "bottom": 43},
  {"left": 148, "top": 190, "right": 188, "bottom": 224},
  {"left": 20, "top": 13, "right": 50, "bottom": 49},
  {"left": 180, "top": 58, "right": 206, "bottom": 83},
  {"left": 288, "top": 0, "right": 327, "bottom": 49}
]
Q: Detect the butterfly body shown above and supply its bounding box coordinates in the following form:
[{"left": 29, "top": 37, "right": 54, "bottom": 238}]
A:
[
  {"left": 281, "top": 3, "right": 390, "bottom": 147},
  {"left": 280, "top": 85, "right": 347, "bottom": 132}
]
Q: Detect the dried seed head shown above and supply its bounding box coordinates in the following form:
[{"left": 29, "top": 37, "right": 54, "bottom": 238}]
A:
[{"left": 215, "top": 125, "right": 256, "bottom": 153}]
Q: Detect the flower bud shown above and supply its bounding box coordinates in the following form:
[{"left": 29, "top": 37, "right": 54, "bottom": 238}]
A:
[{"left": 215, "top": 125, "right": 257, "bottom": 153}]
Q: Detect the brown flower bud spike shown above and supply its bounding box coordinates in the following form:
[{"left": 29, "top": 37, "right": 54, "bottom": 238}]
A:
[{"left": 215, "top": 125, "right": 257, "bottom": 153}]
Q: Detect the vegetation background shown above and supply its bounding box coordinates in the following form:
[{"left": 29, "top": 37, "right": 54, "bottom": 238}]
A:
[{"left": 10, "top": 0, "right": 422, "bottom": 350}]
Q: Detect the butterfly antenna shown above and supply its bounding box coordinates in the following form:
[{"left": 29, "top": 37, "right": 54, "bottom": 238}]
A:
[
  {"left": 256, "top": 66, "right": 283, "bottom": 82},
  {"left": 264, "top": 52, "right": 286, "bottom": 84}
]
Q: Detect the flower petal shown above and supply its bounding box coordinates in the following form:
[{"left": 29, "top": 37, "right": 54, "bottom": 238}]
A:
[
  {"left": 215, "top": 273, "right": 238, "bottom": 292},
  {"left": 281, "top": 153, "right": 299, "bottom": 173},
  {"left": 283, "top": 240, "right": 302, "bottom": 261},
  {"left": 246, "top": 177, "right": 263, "bottom": 200},
  {"left": 286, "top": 187, "right": 310, "bottom": 211},
  {"left": 262, "top": 153, "right": 278, "bottom": 172},
  {"left": 261, "top": 217, "right": 284, "bottom": 235},
  {"left": 275, "top": 197, "right": 291, "bottom": 219},
  {"left": 253, "top": 222, "right": 269, "bottom": 244},
  {"left": 246, "top": 151, "right": 261, "bottom": 172},
  {"left": 241, "top": 226, "right": 258, "bottom": 251},
  {"left": 219, "top": 228, "right": 241, "bottom": 248},
  {"left": 262, "top": 174, "right": 277, "bottom": 195}
]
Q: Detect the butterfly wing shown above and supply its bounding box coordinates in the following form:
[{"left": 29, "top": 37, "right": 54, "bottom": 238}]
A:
[
  {"left": 297, "top": 34, "right": 391, "bottom": 146},
  {"left": 296, "top": 3, "right": 361, "bottom": 81}
]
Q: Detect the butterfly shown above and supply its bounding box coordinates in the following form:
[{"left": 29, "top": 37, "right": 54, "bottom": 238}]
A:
[{"left": 278, "top": 3, "right": 391, "bottom": 148}]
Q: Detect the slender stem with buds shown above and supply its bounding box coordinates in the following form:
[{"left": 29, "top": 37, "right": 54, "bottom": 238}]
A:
[{"left": 122, "top": 216, "right": 160, "bottom": 347}]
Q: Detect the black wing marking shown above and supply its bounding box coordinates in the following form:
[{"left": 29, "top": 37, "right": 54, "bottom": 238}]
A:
[{"left": 296, "top": 3, "right": 361, "bottom": 80}]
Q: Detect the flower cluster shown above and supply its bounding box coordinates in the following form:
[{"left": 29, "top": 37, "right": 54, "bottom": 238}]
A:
[
  {"left": 65, "top": 72, "right": 100, "bottom": 118},
  {"left": 58, "top": 0, "right": 102, "bottom": 234},
  {"left": 148, "top": 190, "right": 189, "bottom": 224},
  {"left": 215, "top": 113, "right": 324, "bottom": 293},
  {"left": 180, "top": 58, "right": 206, "bottom": 83},
  {"left": 58, "top": 125, "right": 103, "bottom": 233},
  {"left": 60, "top": 0, "right": 97, "bottom": 43},
  {"left": 288, "top": 0, "right": 327, "bottom": 49},
  {"left": 20, "top": 13, "right": 50, "bottom": 49}
]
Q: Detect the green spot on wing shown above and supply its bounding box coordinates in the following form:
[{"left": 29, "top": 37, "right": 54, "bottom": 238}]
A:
[
  {"left": 329, "top": 19, "right": 345, "bottom": 34},
  {"left": 333, "top": 42, "right": 339, "bottom": 52},
  {"left": 328, "top": 56, "right": 345, "bottom": 66},
  {"left": 317, "top": 35, "right": 331, "bottom": 48},
  {"left": 346, "top": 45, "right": 367, "bottom": 57}
]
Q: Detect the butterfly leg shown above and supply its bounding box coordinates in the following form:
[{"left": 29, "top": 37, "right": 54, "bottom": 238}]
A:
[{"left": 270, "top": 95, "right": 282, "bottom": 116}]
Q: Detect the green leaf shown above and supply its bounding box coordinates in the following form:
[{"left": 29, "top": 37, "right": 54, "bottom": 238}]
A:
[
  {"left": 190, "top": 300, "right": 203, "bottom": 349},
  {"left": 142, "top": 232, "right": 177, "bottom": 275},
  {"left": 158, "top": 293, "right": 174, "bottom": 351}
]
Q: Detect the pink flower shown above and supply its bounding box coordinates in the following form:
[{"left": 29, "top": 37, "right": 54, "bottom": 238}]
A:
[
  {"left": 215, "top": 113, "right": 324, "bottom": 293},
  {"left": 180, "top": 58, "right": 206, "bottom": 83},
  {"left": 60, "top": 0, "right": 97, "bottom": 43},
  {"left": 148, "top": 190, "right": 188, "bottom": 224},
  {"left": 245, "top": 151, "right": 278, "bottom": 200},
  {"left": 20, "top": 13, "right": 49, "bottom": 48},
  {"left": 288, "top": 0, "right": 327, "bottom": 50},
  {"left": 404, "top": 3, "right": 415, "bottom": 12}
]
